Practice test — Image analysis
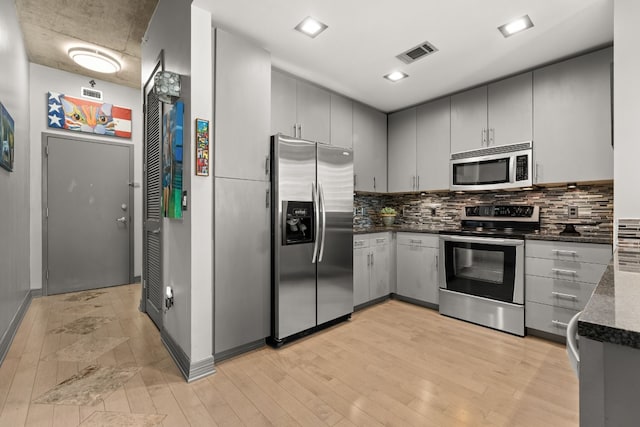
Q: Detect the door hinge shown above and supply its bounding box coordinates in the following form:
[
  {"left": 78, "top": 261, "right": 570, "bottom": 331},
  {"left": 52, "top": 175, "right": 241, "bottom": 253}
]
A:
[
  {"left": 45, "top": 145, "right": 49, "bottom": 156},
  {"left": 46, "top": 208, "right": 49, "bottom": 218},
  {"left": 45, "top": 270, "right": 49, "bottom": 280}
]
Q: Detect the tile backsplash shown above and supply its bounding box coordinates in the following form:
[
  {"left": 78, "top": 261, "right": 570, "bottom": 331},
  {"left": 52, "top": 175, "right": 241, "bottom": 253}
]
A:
[{"left": 354, "top": 183, "right": 613, "bottom": 236}]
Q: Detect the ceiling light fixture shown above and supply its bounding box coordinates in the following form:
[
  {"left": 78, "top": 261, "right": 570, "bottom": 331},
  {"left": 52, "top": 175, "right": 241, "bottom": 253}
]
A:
[
  {"left": 384, "top": 71, "right": 409, "bottom": 82},
  {"left": 498, "top": 15, "right": 534, "bottom": 38},
  {"left": 68, "top": 48, "right": 121, "bottom": 73},
  {"left": 295, "top": 17, "right": 328, "bottom": 38}
]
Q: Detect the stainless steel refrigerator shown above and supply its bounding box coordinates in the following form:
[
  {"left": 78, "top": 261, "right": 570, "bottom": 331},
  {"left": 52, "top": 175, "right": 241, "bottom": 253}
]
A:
[{"left": 270, "top": 134, "right": 353, "bottom": 344}]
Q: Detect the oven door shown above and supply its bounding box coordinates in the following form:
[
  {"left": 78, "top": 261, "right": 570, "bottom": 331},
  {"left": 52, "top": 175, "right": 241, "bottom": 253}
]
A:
[{"left": 439, "top": 235, "right": 524, "bottom": 304}]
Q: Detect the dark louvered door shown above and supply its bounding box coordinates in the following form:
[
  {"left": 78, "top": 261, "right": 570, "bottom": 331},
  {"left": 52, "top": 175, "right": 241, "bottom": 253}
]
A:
[{"left": 143, "top": 67, "right": 163, "bottom": 330}]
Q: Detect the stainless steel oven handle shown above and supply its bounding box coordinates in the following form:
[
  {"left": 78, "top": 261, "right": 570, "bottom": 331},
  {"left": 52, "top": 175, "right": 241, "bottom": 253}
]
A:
[
  {"left": 440, "top": 235, "right": 524, "bottom": 246},
  {"left": 311, "top": 182, "right": 319, "bottom": 264}
]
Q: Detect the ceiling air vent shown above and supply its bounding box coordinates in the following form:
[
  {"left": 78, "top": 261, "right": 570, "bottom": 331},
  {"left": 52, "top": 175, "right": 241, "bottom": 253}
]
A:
[
  {"left": 81, "top": 87, "right": 103, "bottom": 101},
  {"left": 396, "top": 41, "right": 438, "bottom": 64}
]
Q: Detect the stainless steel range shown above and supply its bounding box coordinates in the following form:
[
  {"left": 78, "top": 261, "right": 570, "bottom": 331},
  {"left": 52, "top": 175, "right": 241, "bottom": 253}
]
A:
[{"left": 439, "top": 205, "right": 540, "bottom": 336}]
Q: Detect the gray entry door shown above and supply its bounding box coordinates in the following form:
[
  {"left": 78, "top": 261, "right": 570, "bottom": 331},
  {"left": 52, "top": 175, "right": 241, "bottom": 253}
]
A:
[
  {"left": 142, "top": 71, "right": 163, "bottom": 330},
  {"left": 45, "top": 135, "right": 132, "bottom": 295}
]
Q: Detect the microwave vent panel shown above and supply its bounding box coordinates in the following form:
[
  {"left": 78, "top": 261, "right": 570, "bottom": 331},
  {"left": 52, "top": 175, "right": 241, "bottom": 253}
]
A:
[
  {"left": 397, "top": 41, "right": 438, "bottom": 64},
  {"left": 451, "top": 141, "right": 532, "bottom": 160}
]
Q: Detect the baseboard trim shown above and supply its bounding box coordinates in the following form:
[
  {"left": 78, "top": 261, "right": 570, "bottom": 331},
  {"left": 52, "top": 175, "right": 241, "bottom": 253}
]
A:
[
  {"left": 133, "top": 276, "right": 141, "bottom": 284},
  {"left": 214, "top": 338, "right": 266, "bottom": 363},
  {"left": 161, "top": 330, "right": 215, "bottom": 382},
  {"left": 391, "top": 293, "right": 439, "bottom": 311},
  {"left": 30, "top": 289, "right": 42, "bottom": 298},
  {"left": 354, "top": 295, "right": 390, "bottom": 311},
  {"left": 0, "top": 289, "right": 33, "bottom": 366}
]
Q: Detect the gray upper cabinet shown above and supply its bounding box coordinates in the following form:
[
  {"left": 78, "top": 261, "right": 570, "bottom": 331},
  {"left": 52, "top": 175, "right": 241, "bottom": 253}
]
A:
[
  {"left": 388, "top": 108, "right": 417, "bottom": 192},
  {"left": 487, "top": 72, "right": 532, "bottom": 147},
  {"left": 450, "top": 86, "right": 488, "bottom": 153},
  {"left": 271, "top": 70, "right": 297, "bottom": 138},
  {"left": 533, "top": 48, "right": 613, "bottom": 184},
  {"left": 330, "top": 93, "right": 353, "bottom": 148},
  {"left": 215, "top": 29, "right": 271, "bottom": 182},
  {"left": 417, "top": 97, "right": 451, "bottom": 191},
  {"left": 271, "top": 69, "right": 331, "bottom": 143},
  {"left": 353, "top": 102, "right": 387, "bottom": 192},
  {"left": 451, "top": 73, "right": 532, "bottom": 154}
]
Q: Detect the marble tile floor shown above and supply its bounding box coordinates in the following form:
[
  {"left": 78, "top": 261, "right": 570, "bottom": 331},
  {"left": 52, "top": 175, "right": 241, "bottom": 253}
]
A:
[{"left": 0, "top": 283, "right": 579, "bottom": 426}]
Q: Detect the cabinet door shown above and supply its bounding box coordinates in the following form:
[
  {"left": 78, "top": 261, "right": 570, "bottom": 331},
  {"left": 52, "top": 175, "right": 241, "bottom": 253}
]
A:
[
  {"left": 387, "top": 108, "right": 417, "bottom": 192},
  {"left": 353, "top": 103, "right": 387, "bottom": 192},
  {"left": 533, "top": 48, "right": 613, "bottom": 184},
  {"left": 420, "top": 246, "right": 439, "bottom": 305},
  {"left": 271, "top": 69, "right": 297, "bottom": 137},
  {"left": 297, "top": 80, "right": 331, "bottom": 142},
  {"left": 353, "top": 247, "right": 370, "bottom": 307},
  {"left": 450, "top": 86, "right": 488, "bottom": 153},
  {"left": 215, "top": 29, "right": 271, "bottom": 181},
  {"left": 417, "top": 97, "right": 450, "bottom": 191},
  {"left": 371, "top": 241, "right": 390, "bottom": 299},
  {"left": 488, "top": 72, "right": 532, "bottom": 146},
  {"left": 215, "top": 178, "right": 271, "bottom": 354},
  {"left": 397, "top": 244, "right": 438, "bottom": 304},
  {"left": 330, "top": 93, "right": 353, "bottom": 148}
]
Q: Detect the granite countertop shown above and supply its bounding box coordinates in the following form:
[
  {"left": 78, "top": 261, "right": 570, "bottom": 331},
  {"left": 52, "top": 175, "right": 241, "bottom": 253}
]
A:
[
  {"left": 579, "top": 251, "right": 640, "bottom": 349},
  {"left": 524, "top": 232, "right": 613, "bottom": 245}
]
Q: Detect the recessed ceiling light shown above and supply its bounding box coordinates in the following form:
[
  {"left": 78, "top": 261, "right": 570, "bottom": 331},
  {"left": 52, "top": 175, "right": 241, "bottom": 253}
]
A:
[
  {"left": 498, "top": 15, "right": 534, "bottom": 38},
  {"left": 384, "top": 71, "right": 409, "bottom": 82},
  {"left": 294, "top": 17, "right": 328, "bottom": 38},
  {"left": 68, "top": 47, "right": 121, "bottom": 73}
]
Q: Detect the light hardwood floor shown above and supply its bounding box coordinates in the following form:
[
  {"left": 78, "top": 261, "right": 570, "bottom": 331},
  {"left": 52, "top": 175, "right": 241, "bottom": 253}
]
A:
[{"left": 0, "top": 284, "right": 579, "bottom": 426}]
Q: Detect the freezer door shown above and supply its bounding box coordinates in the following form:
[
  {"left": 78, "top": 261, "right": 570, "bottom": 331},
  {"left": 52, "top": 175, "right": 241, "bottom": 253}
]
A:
[
  {"left": 272, "top": 135, "right": 317, "bottom": 340},
  {"left": 316, "top": 144, "right": 354, "bottom": 325}
]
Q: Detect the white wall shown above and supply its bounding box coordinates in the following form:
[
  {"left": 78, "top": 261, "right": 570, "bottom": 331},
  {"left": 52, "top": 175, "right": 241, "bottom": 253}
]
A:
[
  {"left": 29, "top": 64, "right": 143, "bottom": 289},
  {"left": 0, "top": 0, "right": 31, "bottom": 356},
  {"left": 614, "top": 0, "right": 640, "bottom": 243}
]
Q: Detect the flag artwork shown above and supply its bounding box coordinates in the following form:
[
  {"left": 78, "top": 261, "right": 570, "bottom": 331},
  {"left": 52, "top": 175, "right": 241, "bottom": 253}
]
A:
[{"left": 47, "top": 91, "right": 132, "bottom": 138}]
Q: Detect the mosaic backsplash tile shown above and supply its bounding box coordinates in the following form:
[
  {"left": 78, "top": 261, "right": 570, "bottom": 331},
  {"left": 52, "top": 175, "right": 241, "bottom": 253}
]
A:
[{"left": 354, "top": 183, "right": 613, "bottom": 237}]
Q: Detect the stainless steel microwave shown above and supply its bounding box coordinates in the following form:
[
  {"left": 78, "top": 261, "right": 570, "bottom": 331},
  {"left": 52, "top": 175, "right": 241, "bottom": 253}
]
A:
[{"left": 450, "top": 141, "right": 532, "bottom": 191}]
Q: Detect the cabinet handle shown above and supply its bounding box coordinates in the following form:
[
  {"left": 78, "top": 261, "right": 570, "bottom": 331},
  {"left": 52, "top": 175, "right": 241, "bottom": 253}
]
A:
[
  {"left": 410, "top": 239, "right": 422, "bottom": 244},
  {"left": 265, "top": 156, "right": 270, "bottom": 176},
  {"left": 367, "top": 253, "right": 371, "bottom": 266},
  {"left": 376, "top": 238, "right": 385, "bottom": 243},
  {"left": 417, "top": 175, "right": 420, "bottom": 189},
  {"left": 435, "top": 254, "right": 438, "bottom": 271},
  {"left": 354, "top": 174, "right": 356, "bottom": 187},
  {"left": 489, "top": 128, "right": 495, "bottom": 145},
  {"left": 552, "top": 249, "right": 577, "bottom": 256},
  {"left": 481, "top": 129, "right": 486, "bottom": 146},
  {"left": 373, "top": 176, "right": 376, "bottom": 190},
  {"left": 552, "top": 291, "right": 578, "bottom": 300},
  {"left": 371, "top": 253, "right": 374, "bottom": 265},
  {"left": 412, "top": 176, "right": 415, "bottom": 190},
  {"left": 293, "top": 124, "right": 297, "bottom": 138},
  {"left": 265, "top": 189, "right": 270, "bottom": 208},
  {"left": 552, "top": 268, "right": 577, "bottom": 275},
  {"left": 552, "top": 320, "right": 569, "bottom": 328},
  {"left": 297, "top": 124, "right": 302, "bottom": 138}
]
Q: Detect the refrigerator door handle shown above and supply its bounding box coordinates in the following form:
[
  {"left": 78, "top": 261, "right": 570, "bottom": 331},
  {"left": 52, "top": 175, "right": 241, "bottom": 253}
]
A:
[
  {"left": 311, "top": 181, "right": 320, "bottom": 264},
  {"left": 318, "top": 182, "right": 327, "bottom": 262}
]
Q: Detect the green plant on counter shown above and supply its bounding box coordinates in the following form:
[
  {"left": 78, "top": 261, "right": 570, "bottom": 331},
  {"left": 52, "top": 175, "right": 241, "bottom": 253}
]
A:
[{"left": 380, "top": 207, "right": 397, "bottom": 215}]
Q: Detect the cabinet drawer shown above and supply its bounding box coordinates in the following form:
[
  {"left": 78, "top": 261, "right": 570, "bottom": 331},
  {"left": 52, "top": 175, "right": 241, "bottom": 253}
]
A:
[
  {"left": 525, "top": 275, "right": 595, "bottom": 310},
  {"left": 525, "top": 240, "right": 611, "bottom": 264},
  {"left": 369, "top": 233, "right": 390, "bottom": 246},
  {"left": 397, "top": 233, "right": 439, "bottom": 248},
  {"left": 525, "top": 301, "right": 578, "bottom": 337},
  {"left": 353, "top": 237, "right": 370, "bottom": 249},
  {"left": 525, "top": 257, "right": 608, "bottom": 284}
]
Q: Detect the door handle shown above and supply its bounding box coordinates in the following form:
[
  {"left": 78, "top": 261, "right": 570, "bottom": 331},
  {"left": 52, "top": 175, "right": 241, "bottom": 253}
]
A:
[
  {"left": 311, "top": 182, "right": 320, "bottom": 264},
  {"left": 116, "top": 216, "right": 127, "bottom": 224},
  {"left": 318, "top": 183, "right": 326, "bottom": 262}
]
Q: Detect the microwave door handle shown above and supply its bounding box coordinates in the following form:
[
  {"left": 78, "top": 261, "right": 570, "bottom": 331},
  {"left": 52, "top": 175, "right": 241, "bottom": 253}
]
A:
[
  {"left": 311, "top": 182, "right": 319, "bottom": 264},
  {"left": 509, "top": 156, "right": 516, "bottom": 183}
]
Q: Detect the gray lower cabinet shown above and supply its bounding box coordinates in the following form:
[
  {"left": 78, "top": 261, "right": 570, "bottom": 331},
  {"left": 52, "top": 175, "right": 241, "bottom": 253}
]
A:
[
  {"left": 353, "top": 102, "right": 387, "bottom": 192},
  {"left": 215, "top": 28, "right": 271, "bottom": 182},
  {"left": 396, "top": 233, "right": 439, "bottom": 306},
  {"left": 525, "top": 240, "right": 611, "bottom": 338},
  {"left": 533, "top": 47, "right": 613, "bottom": 184},
  {"left": 214, "top": 178, "right": 271, "bottom": 357},
  {"left": 353, "top": 233, "right": 391, "bottom": 308}
]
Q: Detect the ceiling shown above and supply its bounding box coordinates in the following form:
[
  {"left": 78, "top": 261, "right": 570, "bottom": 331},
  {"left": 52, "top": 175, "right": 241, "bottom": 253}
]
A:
[
  {"left": 16, "top": 0, "right": 613, "bottom": 112},
  {"left": 15, "top": 0, "right": 158, "bottom": 89}
]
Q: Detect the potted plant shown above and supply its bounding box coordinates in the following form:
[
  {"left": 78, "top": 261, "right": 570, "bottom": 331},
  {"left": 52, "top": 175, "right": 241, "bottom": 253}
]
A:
[{"left": 380, "top": 207, "right": 397, "bottom": 227}]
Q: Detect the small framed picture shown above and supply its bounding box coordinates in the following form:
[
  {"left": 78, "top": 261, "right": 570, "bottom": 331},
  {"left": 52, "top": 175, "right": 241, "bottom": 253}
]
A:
[{"left": 195, "top": 118, "right": 209, "bottom": 176}]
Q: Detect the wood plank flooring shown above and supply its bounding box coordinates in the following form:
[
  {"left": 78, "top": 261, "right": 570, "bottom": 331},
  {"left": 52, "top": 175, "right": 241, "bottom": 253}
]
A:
[{"left": 0, "top": 284, "right": 579, "bottom": 426}]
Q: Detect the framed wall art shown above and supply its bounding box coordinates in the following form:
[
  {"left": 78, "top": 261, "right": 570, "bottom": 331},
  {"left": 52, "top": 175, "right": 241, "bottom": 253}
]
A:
[
  {"left": 47, "top": 91, "right": 132, "bottom": 138},
  {"left": 0, "top": 101, "right": 15, "bottom": 172},
  {"left": 195, "top": 118, "right": 209, "bottom": 176},
  {"left": 162, "top": 101, "right": 184, "bottom": 219}
]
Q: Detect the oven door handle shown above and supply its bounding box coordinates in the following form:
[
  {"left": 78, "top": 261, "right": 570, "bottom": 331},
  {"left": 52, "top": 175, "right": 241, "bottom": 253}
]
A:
[{"left": 440, "top": 235, "right": 524, "bottom": 246}]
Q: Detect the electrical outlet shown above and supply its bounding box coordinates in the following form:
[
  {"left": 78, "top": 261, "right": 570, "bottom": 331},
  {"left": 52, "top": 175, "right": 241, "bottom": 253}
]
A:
[{"left": 568, "top": 206, "right": 579, "bottom": 219}]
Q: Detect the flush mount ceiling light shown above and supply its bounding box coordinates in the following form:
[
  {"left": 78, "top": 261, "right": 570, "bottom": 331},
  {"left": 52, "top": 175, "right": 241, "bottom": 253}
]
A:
[
  {"left": 68, "top": 48, "right": 121, "bottom": 73},
  {"left": 384, "top": 71, "right": 409, "bottom": 82},
  {"left": 295, "top": 16, "right": 328, "bottom": 38},
  {"left": 498, "top": 15, "right": 534, "bottom": 38}
]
